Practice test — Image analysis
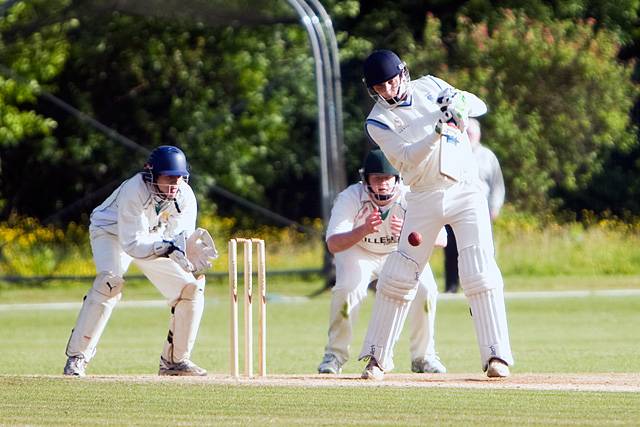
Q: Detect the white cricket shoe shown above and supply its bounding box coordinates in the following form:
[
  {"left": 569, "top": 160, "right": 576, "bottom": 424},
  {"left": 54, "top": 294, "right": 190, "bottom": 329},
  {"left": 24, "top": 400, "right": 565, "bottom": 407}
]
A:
[
  {"left": 63, "top": 355, "right": 87, "bottom": 377},
  {"left": 486, "top": 358, "right": 510, "bottom": 378},
  {"left": 318, "top": 353, "right": 342, "bottom": 374},
  {"left": 361, "top": 357, "right": 384, "bottom": 381},
  {"left": 158, "top": 357, "right": 207, "bottom": 376},
  {"left": 411, "top": 356, "right": 447, "bottom": 374}
]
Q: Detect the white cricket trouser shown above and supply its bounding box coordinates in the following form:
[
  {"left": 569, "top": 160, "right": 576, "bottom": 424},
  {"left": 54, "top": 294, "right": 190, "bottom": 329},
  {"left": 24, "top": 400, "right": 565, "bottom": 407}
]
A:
[
  {"left": 91, "top": 229, "right": 196, "bottom": 303},
  {"left": 325, "top": 244, "right": 439, "bottom": 365},
  {"left": 66, "top": 229, "right": 201, "bottom": 361},
  {"left": 359, "top": 181, "right": 513, "bottom": 371}
]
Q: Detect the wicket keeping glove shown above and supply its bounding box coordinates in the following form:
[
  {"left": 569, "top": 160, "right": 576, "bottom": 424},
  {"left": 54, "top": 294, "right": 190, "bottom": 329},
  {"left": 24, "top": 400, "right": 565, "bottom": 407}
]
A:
[{"left": 186, "top": 228, "right": 219, "bottom": 274}]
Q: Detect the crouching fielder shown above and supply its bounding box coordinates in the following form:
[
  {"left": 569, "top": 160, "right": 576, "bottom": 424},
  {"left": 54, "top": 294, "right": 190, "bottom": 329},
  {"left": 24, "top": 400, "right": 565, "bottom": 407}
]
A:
[
  {"left": 63, "top": 146, "right": 219, "bottom": 377},
  {"left": 358, "top": 50, "right": 513, "bottom": 380},
  {"left": 318, "top": 149, "right": 447, "bottom": 375}
]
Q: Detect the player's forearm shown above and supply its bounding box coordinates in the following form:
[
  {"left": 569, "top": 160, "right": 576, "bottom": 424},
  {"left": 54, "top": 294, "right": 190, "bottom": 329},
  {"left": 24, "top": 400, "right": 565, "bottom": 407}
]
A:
[
  {"left": 117, "top": 213, "right": 163, "bottom": 259},
  {"left": 120, "top": 236, "right": 161, "bottom": 259},
  {"left": 326, "top": 226, "right": 369, "bottom": 253},
  {"left": 368, "top": 125, "right": 439, "bottom": 168}
]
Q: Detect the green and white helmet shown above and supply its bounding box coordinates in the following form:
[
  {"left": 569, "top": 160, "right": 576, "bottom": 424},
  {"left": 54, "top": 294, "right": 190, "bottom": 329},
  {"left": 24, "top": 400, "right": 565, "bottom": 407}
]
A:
[{"left": 359, "top": 148, "right": 400, "bottom": 201}]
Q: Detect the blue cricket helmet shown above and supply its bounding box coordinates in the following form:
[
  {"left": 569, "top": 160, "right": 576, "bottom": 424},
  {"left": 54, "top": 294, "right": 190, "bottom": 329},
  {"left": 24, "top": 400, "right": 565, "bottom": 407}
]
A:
[
  {"left": 363, "top": 50, "right": 405, "bottom": 87},
  {"left": 146, "top": 145, "right": 189, "bottom": 179},
  {"left": 362, "top": 50, "right": 411, "bottom": 108}
]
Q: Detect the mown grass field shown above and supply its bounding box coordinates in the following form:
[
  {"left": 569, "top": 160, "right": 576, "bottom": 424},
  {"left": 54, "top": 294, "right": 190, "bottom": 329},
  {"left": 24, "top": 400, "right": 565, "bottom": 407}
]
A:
[
  {"left": 1, "top": 276, "right": 639, "bottom": 425},
  {"left": 2, "top": 213, "right": 640, "bottom": 424}
]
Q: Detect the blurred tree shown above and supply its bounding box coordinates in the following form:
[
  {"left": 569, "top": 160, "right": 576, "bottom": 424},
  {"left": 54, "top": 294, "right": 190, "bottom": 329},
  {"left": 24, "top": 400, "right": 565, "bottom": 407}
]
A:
[
  {"left": 331, "top": 2, "right": 639, "bottom": 216},
  {"left": 2, "top": 1, "right": 324, "bottom": 222},
  {"left": 1, "top": 0, "right": 639, "bottom": 222},
  {"left": 445, "top": 11, "right": 638, "bottom": 213},
  {"left": 0, "top": 0, "right": 75, "bottom": 215}
]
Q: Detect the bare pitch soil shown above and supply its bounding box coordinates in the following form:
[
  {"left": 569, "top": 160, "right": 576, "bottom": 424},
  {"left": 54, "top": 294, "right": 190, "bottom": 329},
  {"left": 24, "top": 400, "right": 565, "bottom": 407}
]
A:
[{"left": 58, "top": 373, "right": 640, "bottom": 393}]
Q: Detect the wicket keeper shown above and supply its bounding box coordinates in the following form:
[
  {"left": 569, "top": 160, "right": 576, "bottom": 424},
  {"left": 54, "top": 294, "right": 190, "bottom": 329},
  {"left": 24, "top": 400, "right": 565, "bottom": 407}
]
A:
[{"left": 63, "top": 146, "right": 218, "bottom": 377}]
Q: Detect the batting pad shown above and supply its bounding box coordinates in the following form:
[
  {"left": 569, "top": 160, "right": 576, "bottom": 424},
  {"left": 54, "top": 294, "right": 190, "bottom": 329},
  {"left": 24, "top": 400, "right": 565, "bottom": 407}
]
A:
[
  {"left": 378, "top": 251, "right": 420, "bottom": 302},
  {"left": 458, "top": 245, "right": 513, "bottom": 369},
  {"left": 358, "top": 293, "right": 411, "bottom": 372},
  {"left": 162, "top": 276, "right": 205, "bottom": 363},
  {"left": 65, "top": 272, "right": 124, "bottom": 361}
]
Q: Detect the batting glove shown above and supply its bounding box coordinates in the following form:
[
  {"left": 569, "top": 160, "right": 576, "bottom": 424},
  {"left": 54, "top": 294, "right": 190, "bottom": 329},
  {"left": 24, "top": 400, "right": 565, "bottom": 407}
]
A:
[
  {"left": 436, "top": 87, "right": 457, "bottom": 108},
  {"left": 437, "top": 88, "right": 470, "bottom": 132}
]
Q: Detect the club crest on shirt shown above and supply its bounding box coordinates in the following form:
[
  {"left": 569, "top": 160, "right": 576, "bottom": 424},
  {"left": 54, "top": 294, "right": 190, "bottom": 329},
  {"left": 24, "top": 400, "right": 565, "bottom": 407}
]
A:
[{"left": 159, "top": 211, "right": 171, "bottom": 223}]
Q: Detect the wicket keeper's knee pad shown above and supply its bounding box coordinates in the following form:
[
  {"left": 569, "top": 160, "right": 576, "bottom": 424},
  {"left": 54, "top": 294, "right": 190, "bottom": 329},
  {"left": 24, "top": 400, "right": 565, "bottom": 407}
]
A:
[
  {"left": 378, "top": 251, "right": 420, "bottom": 302},
  {"left": 458, "top": 245, "right": 503, "bottom": 296},
  {"left": 90, "top": 271, "right": 125, "bottom": 300},
  {"left": 86, "top": 271, "right": 124, "bottom": 306},
  {"left": 178, "top": 275, "right": 205, "bottom": 302}
]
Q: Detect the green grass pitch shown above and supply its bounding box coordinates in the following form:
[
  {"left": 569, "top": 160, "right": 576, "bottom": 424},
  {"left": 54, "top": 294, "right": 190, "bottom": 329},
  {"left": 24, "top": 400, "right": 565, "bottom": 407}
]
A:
[{"left": 1, "top": 282, "right": 639, "bottom": 425}]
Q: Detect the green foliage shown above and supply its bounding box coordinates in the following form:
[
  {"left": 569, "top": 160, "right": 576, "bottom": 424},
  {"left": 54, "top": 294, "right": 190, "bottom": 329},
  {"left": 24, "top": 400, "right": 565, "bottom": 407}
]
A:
[
  {"left": 0, "top": 0, "right": 73, "bottom": 148},
  {"left": 494, "top": 206, "right": 640, "bottom": 276},
  {"left": 1, "top": 1, "right": 640, "bottom": 221},
  {"left": 433, "top": 11, "right": 638, "bottom": 212},
  {"left": 2, "top": 3, "right": 322, "bottom": 219},
  {"left": 329, "top": 3, "right": 640, "bottom": 216},
  {"left": 1, "top": 294, "right": 640, "bottom": 425},
  {"left": 0, "top": 215, "right": 90, "bottom": 276},
  {"left": 459, "top": 0, "right": 640, "bottom": 42},
  {"left": 60, "top": 13, "right": 321, "bottom": 218}
]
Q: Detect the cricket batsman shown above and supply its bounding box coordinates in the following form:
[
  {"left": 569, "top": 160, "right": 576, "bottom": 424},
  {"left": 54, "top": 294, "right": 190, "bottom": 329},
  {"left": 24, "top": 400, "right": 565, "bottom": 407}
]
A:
[
  {"left": 63, "top": 145, "right": 218, "bottom": 377},
  {"left": 358, "top": 50, "right": 514, "bottom": 380},
  {"left": 318, "top": 148, "right": 447, "bottom": 375}
]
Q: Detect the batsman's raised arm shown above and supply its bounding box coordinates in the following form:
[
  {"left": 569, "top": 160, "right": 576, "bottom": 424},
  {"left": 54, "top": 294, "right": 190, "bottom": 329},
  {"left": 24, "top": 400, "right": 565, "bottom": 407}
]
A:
[{"left": 365, "top": 120, "right": 441, "bottom": 168}]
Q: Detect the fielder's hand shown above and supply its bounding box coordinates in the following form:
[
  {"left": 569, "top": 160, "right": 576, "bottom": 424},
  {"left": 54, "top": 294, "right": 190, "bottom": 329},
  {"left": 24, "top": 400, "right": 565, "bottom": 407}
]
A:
[
  {"left": 362, "top": 210, "right": 383, "bottom": 235},
  {"left": 186, "top": 228, "right": 219, "bottom": 274},
  {"left": 390, "top": 215, "right": 403, "bottom": 239}
]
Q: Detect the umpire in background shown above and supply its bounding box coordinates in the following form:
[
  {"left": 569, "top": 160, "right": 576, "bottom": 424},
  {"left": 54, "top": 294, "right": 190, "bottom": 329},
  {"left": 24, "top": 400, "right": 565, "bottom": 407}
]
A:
[{"left": 444, "top": 118, "right": 505, "bottom": 293}]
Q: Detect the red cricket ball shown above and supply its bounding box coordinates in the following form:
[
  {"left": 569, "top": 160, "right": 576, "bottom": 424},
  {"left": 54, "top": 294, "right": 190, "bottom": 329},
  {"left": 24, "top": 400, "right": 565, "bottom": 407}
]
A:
[{"left": 408, "top": 231, "right": 422, "bottom": 246}]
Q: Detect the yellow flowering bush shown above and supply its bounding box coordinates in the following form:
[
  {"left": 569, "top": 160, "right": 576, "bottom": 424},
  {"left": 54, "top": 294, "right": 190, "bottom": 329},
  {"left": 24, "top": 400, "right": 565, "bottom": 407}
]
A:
[
  {"left": 2, "top": 211, "right": 640, "bottom": 281},
  {"left": 0, "top": 216, "right": 91, "bottom": 276},
  {"left": 0, "top": 215, "right": 326, "bottom": 278}
]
